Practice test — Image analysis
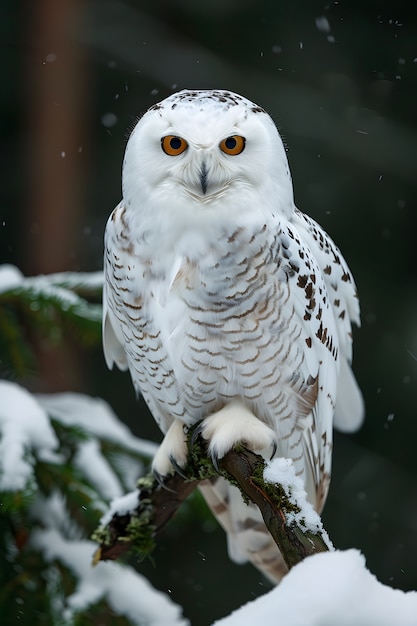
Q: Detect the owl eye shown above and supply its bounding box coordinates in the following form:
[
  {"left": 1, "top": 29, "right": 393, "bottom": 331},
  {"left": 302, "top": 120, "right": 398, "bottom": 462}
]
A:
[
  {"left": 219, "top": 135, "right": 246, "bottom": 155},
  {"left": 161, "top": 135, "right": 188, "bottom": 156}
]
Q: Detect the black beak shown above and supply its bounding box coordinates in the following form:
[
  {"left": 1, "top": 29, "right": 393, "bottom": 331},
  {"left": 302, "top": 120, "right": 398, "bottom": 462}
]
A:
[{"left": 200, "top": 161, "right": 208, "bottom": 195}]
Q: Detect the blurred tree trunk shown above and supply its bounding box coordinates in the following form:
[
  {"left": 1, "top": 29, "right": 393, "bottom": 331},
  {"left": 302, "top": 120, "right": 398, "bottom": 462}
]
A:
[{"left": 23, "top": 0, "right": 89, "bottom": 391}]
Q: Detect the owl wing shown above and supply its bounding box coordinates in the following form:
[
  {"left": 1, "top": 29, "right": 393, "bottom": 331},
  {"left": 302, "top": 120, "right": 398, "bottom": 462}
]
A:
[
  {"left": 102, "top": 203, "right": 184, "bottom": 434},
  {"left": 198, "top": 213, "right": 364, "bottom": 583},
  {"left": 291, "top": 208, "right": 364, "bottom": 433},
  {"left": 275, "top": 218, "right": 339, "bottom": 511},
  {"left": 102, "top": 282, "right": 129, "bottom": 372},
  {"left": 102, "top": 204, "right": 130, "bottom": 372}
]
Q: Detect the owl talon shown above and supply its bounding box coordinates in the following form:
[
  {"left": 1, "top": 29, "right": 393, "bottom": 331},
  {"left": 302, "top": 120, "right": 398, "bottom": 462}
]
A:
[
  {"left": 201, "top": 401, "right": 278, "bottom": 463},
  {"left": 270, "top": 440, "right": 277, "bottom": 460},
  {"left": 190, "top": 422, "right": 222, "bottom": 472},
  {"left": 210, "top": 452, "right": 220, "bottom": 473},
  {"left": 152, "top": 418, "right": 188, "bottom": 479},
  {"left": 169, "top": 454, "right": 189, "bottom": 479},
  {"left": 190, "top": 422, "right": 204, "bottom": 449},
  {"left": 153, "top": 469, "right": 177, "bottom": 493}
]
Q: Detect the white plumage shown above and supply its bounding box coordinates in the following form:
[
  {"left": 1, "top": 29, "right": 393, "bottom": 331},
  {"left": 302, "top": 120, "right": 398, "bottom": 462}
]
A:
[{"left": 103, "top": 89, "right": 364, "bottom": 582}]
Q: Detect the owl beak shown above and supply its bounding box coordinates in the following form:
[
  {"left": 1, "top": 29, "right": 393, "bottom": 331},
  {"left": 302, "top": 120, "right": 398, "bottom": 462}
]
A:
[{"left": 200, "top": 161, "right": 208, "bottom": 195}]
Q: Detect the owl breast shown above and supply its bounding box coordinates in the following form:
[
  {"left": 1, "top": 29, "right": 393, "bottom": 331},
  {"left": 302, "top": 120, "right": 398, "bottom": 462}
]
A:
[{"left": 106, "top": 212, "right": 333, "bottom": 467}]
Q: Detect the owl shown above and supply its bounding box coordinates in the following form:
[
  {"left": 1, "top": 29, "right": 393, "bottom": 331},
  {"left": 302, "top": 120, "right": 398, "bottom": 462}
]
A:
[{"left": 103, "top": 89, "right": 364, "bottom": 583}]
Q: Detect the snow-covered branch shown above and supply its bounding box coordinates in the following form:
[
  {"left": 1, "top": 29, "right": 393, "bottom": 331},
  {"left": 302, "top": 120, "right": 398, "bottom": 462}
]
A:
[
  {"left": 93, "top": 433, "right": 330, "bottom": 570},
  {"left": 0, "top": 381, "right": 188, "bottom": 625}
]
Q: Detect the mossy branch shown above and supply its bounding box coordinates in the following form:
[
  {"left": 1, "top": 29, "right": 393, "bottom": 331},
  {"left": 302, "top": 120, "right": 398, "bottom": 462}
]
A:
[
  {"left": 218, "top": 447, "right": 331, "bottom": 569},
  {"left": 92, "top": 432, "right": 330, "bottom": 569},
  {"left": 92, "top": 472, "right": 200, "bottom": 562}
]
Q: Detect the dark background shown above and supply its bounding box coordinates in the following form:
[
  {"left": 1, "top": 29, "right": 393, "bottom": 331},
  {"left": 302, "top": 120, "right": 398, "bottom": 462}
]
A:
[{"left": 1, "top": 1, "right": 417, "bottom": 623}]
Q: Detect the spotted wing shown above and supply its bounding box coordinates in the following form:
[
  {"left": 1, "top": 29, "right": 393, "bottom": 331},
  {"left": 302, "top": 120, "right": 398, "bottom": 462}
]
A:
[{"left": 291, "top": 208, "right": 364, "bottom": 433}]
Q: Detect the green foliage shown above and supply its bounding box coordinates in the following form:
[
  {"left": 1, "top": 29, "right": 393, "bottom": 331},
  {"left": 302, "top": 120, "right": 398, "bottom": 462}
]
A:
[
  {"left": 73, "top": 600, "right": 132, "bottom": 626},
  {"left": 0, "top": 270, "right": 103, "bottom": 378},
  {"left": 0, "top": 396, "right": 155, "bottom": 624}
]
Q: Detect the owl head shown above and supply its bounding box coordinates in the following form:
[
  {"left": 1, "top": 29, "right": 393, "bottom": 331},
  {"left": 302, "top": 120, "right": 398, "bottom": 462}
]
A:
[{"left": 121, "top": 90, "right": 295, "bottom": 230}]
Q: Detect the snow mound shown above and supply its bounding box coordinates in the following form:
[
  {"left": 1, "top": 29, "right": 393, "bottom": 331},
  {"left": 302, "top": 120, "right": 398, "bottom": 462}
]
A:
[{"left": 214, "top": 549, "right": 417, "bottom": 625}]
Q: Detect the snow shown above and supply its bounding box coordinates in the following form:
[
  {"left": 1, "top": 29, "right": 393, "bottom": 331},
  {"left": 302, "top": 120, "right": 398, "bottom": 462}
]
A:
[
  {"left": 315, "top": 16, "right": 335, "bottom": 43},
  {"left": 30, "top": 492, "right": 82, "bottom": 540},
  {"left": 0, "top": 383, "right": 156, "bottom": 496},
  {"left": 214, "top": 549, "right": 417, "bottom": 626},
  {"left": 0, "top": 264, "right": 24, "bottom": 293},
  {"left": 74, "top": 439, "right": 124, "bottom": 500},
  {"left": 0, "top": 263, "right": 104, "bottom": 293},
  {"left": 36, "top": 393, "right": 157, "bottom": 510},
  {"left": 31, "top": 495, "right": 188, "bottom": 626},
  {"left": 0, "top": 381, "right": 59, "bottom": 491},
  {"left": 0, "top": 264, "right": 103, "bottom": 324},
  {"left": 101, "top": 112, "right": 118, "bottom": 128},
  {"left": 0, "top": 379, "right": 156, "bottom": 508},
  {"left": 0, "top": 375, "right": 184, "bottom": 624},
  {"left": 33, "top": 269, "right": 104, "bottom": 290},
  {"left": 263, "top": 457, "right": 333, "bottom": 549},
  {"left": 315, "top": 16, "right": 331, "bottom": 33},
  {"left": 100, "top": 489, "right": 140, "bottom": 526},
  {"left": 37, "top": 392, "right": 158, "bottom": 458},
  {"left": 33, "top": 528, "right": 188, "bottom": 625}
]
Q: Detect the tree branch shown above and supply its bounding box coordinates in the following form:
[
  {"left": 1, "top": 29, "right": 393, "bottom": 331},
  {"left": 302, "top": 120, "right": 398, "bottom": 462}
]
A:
[
  {"left": 92, "top": 434, "right": 330, "bottom": 569},
  {"left": 218, "top": 447, "right": 331, "bottom": 569},
  {"left": 91, "top": 472, "right": 200, "bottom": 562}
]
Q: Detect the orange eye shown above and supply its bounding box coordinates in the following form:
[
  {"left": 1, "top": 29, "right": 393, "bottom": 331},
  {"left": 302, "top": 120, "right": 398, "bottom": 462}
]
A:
[
  {"left": 161, "top": 135, "right": 188, "bottom": 156},
  {"left": 219, "top": 135, "right": 246, "bottom": 155}
]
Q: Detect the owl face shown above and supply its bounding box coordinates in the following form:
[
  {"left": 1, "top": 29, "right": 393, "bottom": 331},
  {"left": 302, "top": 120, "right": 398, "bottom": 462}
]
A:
[{"left": 122, "top": 90, "right": 294, "bottom": 227}]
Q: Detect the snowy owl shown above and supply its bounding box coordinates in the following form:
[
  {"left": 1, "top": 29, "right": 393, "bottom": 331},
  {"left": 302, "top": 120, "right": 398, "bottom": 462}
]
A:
[{"left": 103, "top": 89, "right": 364, "bottom": 582}]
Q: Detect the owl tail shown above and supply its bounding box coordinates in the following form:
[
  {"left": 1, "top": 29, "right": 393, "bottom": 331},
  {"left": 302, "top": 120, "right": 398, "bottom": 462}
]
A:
[
  {"left": 199, "top": 477, "right": 288, "bottom": 584},
  {"left": 334, "top": 357, "right": 364, "bottom": 433}
]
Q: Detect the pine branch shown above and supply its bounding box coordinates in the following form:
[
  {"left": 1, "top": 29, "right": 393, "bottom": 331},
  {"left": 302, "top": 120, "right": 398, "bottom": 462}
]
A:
[
  {"left": 0, "top": 268, "right": 104, "bottom": 375},
  {"left": 92, "top": 433, "right": 330, "bottom": 569}
]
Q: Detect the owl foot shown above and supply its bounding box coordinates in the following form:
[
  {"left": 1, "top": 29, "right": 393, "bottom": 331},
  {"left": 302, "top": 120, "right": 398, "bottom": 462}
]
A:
[
  {"left": 152, "top": 418, "right": 188, "bottom": 479},
  {"left": 200, "top": 400, "right": 277, "bottom": 468}
]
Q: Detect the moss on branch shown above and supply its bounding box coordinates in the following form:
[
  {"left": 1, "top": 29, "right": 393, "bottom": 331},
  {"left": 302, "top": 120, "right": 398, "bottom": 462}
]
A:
[{"left": 92, "top": 428, "right": 330, "bottom": 569}]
